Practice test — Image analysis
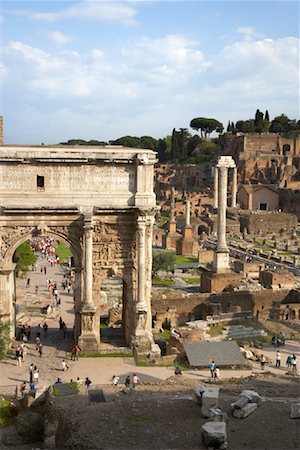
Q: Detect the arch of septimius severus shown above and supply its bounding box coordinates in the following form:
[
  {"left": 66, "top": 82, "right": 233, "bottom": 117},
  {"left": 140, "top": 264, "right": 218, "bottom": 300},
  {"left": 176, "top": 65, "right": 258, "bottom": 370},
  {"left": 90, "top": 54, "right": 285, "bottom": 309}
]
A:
[{"left": 0, "top": 137, "right": 160, "bottom": 355}]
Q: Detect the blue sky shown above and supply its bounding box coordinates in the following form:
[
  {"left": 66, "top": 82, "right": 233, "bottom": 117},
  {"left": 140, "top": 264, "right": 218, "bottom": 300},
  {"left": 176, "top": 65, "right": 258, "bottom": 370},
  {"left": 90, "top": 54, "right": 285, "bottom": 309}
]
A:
[{"left": 1, "top": 0, "right": 299, "bottom": 144}]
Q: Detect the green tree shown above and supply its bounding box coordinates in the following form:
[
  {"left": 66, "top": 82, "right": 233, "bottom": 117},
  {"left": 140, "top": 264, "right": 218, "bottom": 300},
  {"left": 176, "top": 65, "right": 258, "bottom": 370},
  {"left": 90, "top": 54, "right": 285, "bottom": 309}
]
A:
[
  {"left": 152, "top": 250, "right": 176, "bottom": 278},
  {"left": 157, "top": 138, "right": 168, "bottom": 162},
  {"left": 235, "top": 119, "right": 256, "bottom": 133},
  {"left": 0, "top": 321, "right": 11, "bottom": 360},
  {"left": 110, "top": 136, "right": 141, "bottom": 147},
  {"left": 140, "top": 136, "right": 158, "bottom": 150},
  {"left": 13, "top": 241, "right": 36, "bottom": 276},
  {"left": 171, "top": 128, "right": 181, "bottom": 163},
  {"left": 190, "top": 117, "right": 224, "bottom": 138},
  {"left": 269, "top": 114, "right": 295, "bottom": 133}
]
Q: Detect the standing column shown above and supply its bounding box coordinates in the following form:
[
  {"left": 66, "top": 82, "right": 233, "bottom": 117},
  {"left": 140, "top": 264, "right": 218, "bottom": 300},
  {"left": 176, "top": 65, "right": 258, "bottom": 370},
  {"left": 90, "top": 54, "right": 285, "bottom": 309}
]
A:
[
  {"left": 137, "top": 216, "right": 147, "bottom": 310},
  {"left": 83, "top": 219, "right": 94, "bottom": 305},
  {"left": 185, "top": 199, "right": 191, "bottom": 226},
  {"left": 231, "top": 167, "right": 237, "bottom": 208},
  {"left": 217, "top": 166, "right": 229, "bottom": 252},
  {"left": 213, "top": 167, "right": 218, "bottom": 209}
]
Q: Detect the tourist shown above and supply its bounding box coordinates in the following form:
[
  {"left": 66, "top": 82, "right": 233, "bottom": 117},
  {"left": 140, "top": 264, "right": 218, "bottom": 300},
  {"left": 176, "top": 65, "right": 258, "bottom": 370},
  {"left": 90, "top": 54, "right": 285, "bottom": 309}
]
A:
[
  {"left": 132, "top": 374, "right": 140, "bottom": 388},
  {"left": 38, "top": 343, "right": 43, "bottom": 358},
  {"left": 76, "top": 377, "right": 84, "bottom": 385},
  {"left": 214, "top": 367, "right": 220, "bottom": 381},
  {"left": 20, "top": 341, "right": 27, "bottom": 360},
  {"left": 55, "top": 378, "right": 62, "bottom": 384},
  {"left": 125, "top": 375, "right": 131, "bottom": 388},
  {"left": 16, "top": 347, "right": 22, "bottom": 367},
  {"left": 29, "top": 363, "right": 34, "bottom": 383},
  {"left": 112, "top": 375, "right": 120, "bottom": 386},
  {"left": 62, "top": 360, "right": 68, "bottom": 371},
  {"left": 43, "top": 322, "right": 48, "bottom": 337},
  {"left": 286, "top": 353, "right": 293, "bottom": 369},
  {"left": 35, "top": 335, "right": 41, "bottom": 351},
  {"left": 26, "top": 278, "right": 30, "bottom": 288},
  {"left": 26, "top": 325, "right": 32, "bottom": 341},
  {"left": 291, "top": 354, "right": 297, "bottom": 373},
  {"left": 29, "top": 381, "right": 36, "bottom": 398},
  {"left": 280, "top": 331, "right": 286, "bottom": 346},
  {"left": 59, "top": 317, "right": 63, "bottom": 330},
  {"left": 275, "top": 350, "right": 281, "bottom": 367},
  {"left": 85, "top": 377, "right": 92, "bottom": 389},
  {"left": 209, "top": 360, "right": 216, "bottom": 378},
  {"left": 260, "top": 354, "right": 266, "bottom": 370},
  {"left": 71, "top": 345, "right": 80, "bottom": 361},
  {"left": 174, "top": 366, "right": 182, "bottom": 376},
  {"left": 20, "top": 381, "right": 27, "bottom": 398},
  {"left": 33, "top": 367, "right": 39, "bottom": 384},
  {"left": 62, "top": 323, "right": 67, "bottom": 340}
]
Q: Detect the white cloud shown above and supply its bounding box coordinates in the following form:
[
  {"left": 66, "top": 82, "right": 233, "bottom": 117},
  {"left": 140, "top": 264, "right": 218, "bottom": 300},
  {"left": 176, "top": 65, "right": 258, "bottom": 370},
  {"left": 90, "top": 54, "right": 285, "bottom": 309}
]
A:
[
  {"left": 236, "top": 26, "right": 262, "bottom": 38},
  {"left": 47, "top": 31, "right": 74, "bottom": 45},
  {"left": 2, "top": 33, "right": 299, "bottom": 144},
  {"left": 16, "top": 1, "right": 138, "bottom": 25}
]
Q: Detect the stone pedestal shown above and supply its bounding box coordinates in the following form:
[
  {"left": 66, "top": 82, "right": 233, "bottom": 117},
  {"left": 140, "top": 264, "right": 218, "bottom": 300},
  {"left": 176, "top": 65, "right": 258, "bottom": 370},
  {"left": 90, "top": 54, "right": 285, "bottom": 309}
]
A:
[{"left": 78, "top": 305, "right": 100, "bottom": 352}]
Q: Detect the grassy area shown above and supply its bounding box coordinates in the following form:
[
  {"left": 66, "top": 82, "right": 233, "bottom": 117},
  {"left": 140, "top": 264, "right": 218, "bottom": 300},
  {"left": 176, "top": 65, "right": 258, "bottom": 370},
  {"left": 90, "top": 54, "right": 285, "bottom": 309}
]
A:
[
  {"left": 68, "top": 381, "right": 80, "bottom": 393},
  {"left": 208, "top": 325, "right": 225, "bottom": 337},
  {"left": 0, "top": 398, "right": 14, "bottom": 427},
  {"left": 152, "top": 277, "right": 175, "bottom": 286},
  {"left": 153, "top": 329, "right": 171, "bottom": 341},
  {"left": 55, "top": 242, "right": 72, "bottom": 263},
  {"left": 185, "top": 277, "right": 200, "bottom": 284},
  {"left": 175, "top": 255, "right": 198, "bottom": 265}
]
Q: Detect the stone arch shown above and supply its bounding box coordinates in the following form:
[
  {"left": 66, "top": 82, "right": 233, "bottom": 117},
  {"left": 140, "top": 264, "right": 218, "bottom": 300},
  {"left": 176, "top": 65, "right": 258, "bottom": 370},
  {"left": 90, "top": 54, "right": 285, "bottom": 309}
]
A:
[{"left": 0, "top": 223, "right": 83, "bottom": 340}]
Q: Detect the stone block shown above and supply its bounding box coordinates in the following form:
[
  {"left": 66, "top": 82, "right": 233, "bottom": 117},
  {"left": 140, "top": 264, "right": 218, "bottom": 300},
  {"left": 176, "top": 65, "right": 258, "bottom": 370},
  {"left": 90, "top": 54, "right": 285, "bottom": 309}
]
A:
[
  {"left": 194, "top": 385, "right": 206, "bottom": 405},
  {"left": 290, "top": 403, "right": 300, "bottom": 419},
  {"left": 208, "top": 407, "right": 228, "bottom": 424},
  {"left": 201, "top": 386, "right": 220, "bottom": 418},
  {"left": 240, "top": 389, "right": 261, "bottom": 404},
  {"left": 232, "top": 402, "right": 257, "bottom": 419},
  {"left": 201, "top": 421, "right": 227, "bottom": 449},
  {"left": 231, "top": 396, "right": 249, "bottom": 410}
]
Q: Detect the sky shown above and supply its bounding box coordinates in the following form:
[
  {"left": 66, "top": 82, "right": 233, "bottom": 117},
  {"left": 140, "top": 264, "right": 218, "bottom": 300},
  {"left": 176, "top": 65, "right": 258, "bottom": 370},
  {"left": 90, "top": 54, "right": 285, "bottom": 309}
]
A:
[{"left": 0, "top": 0, "right": 299, "bottom": 144}]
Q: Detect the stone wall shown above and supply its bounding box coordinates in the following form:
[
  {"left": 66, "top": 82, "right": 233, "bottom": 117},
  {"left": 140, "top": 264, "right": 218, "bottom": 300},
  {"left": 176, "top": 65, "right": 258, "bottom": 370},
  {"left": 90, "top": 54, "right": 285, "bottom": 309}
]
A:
[{"left": 239, "top": 211, "right": 298, "bottom": 234}]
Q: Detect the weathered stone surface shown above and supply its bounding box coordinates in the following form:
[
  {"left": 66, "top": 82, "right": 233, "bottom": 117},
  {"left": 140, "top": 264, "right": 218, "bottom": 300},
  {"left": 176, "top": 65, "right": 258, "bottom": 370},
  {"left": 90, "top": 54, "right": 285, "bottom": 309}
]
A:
[
  {"left": 1, "top": 425, "right": 24, "bottom": 446},
  {"left": 231, "top": 396, "right": 249, "bottom": 410},
  {"left": 16, "top": 410, "right": 44, "bottom": 443},
  {"left": 194, "top": 385, "right": 206, "bottom": 405},
  {"left": 240, "top": 389, "right": 261, "bottom": 404},
  {"left": 201, "top": 421, "right": 227, "bottom": 449},
  {"left": 208, "top": 407, "right": 228, "bottom": 424},
  {"left": 290, "top": 403, "right": 300, "bottom": 419},
  {"left": 232, "top": 402, "right": 257, "bottom": 419},
  {"left": 200, "top": 386, "right": 220, "bottom": 418}
]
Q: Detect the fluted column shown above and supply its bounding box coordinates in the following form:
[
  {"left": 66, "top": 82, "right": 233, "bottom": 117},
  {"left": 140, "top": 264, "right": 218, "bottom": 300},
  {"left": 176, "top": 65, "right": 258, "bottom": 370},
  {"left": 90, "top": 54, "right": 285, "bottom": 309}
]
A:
[
  {"left": 231, "top": 167, "right": 237, "bottom": 208},
  {"left": 213, "top": 167, "right": 218, "bottom": 209},
  {"left": 83, "top": 219, "right": 94, "bottom": 305},
  {"left": 217, "top": 166, "right": 229, "bottom": 252},
  {"left": 137, "top": 216, "right": 147, "bottom": 310}
]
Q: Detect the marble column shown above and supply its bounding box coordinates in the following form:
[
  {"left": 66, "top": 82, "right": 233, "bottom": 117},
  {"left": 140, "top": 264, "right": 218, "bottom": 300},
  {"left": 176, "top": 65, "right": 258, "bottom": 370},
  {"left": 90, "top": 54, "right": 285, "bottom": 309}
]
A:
[
  {"left": 231, "top": 167, "right": 237, "bottom": 208},
  {"left": 217, "top": 166, "right": 229, "bottom": 252},
  {"left": 185, "top": 199, "right": 191, "bottom": 226},
  {"left": 83, "top": 219, "right": 93, "bottom": 306},
  {"left": 213, "top": 167, "right": 218, "bottom": 209},
  {"left": 137, "top": 216, "right": 147, "bottom": 311}
]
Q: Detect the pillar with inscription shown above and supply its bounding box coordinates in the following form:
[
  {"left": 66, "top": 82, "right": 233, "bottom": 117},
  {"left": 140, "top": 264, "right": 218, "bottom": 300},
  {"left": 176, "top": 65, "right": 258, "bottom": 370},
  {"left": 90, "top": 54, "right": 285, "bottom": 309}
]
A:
[{"left": 78, "top": 215, "right": 100, "bottom": 352}]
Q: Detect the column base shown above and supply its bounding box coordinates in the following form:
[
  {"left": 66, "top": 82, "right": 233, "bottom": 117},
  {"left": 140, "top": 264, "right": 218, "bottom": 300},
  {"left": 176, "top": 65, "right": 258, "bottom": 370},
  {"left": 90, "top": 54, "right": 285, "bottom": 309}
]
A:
[
  {"left": 213, "top": 250, "right": 230, "bottom": 273},
  {"left": 78, "top": 333, "right": 100, "bottom": 353},
  {"left": 132, "top": 332, "right": 161, "bottom": 356}
]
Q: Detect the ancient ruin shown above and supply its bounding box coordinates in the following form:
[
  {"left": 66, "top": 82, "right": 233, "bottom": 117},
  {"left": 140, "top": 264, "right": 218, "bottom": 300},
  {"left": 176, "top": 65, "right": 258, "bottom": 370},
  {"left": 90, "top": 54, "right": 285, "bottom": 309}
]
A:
[{"left": 0, "top": 144, "right": 160, "bottom": 356}]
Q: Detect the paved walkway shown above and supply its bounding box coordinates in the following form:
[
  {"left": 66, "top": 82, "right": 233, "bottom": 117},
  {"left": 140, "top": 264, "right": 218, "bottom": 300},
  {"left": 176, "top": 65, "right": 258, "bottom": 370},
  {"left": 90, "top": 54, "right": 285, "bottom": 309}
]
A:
[{"left": 0, "top": 255, "right": 299, "bottom": 392}]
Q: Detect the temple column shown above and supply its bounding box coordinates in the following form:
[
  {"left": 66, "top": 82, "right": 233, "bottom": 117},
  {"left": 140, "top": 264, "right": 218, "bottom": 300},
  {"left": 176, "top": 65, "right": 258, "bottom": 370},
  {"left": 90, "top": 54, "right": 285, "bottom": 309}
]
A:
[
  {"left": 185, "top": 199, "right": 191, "bottom": 226},
  {"left": 217, "top": 166, "right": 229, "bottom": 252},
  {"left": 137, "top": 216, "right": 147, "bottom": 311},
  {"left": 231, "top": 167, "right": 237, "bottom": 208},
  {"left": 213, "top": 167, "right": 218, "bottom": 209}
]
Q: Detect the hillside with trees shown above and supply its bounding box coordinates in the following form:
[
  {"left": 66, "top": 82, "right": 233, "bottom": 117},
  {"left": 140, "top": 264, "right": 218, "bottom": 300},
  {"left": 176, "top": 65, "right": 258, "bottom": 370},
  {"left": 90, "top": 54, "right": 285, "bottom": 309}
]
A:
[{"left": 60, "top": 111, "right": 300, "bottom": 164}]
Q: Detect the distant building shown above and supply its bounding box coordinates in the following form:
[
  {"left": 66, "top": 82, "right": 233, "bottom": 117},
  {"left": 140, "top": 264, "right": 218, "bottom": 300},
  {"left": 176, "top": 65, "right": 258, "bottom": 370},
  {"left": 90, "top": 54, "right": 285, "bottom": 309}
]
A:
[{"left": 237, "top": 184, "right": 279, "bottom": 211}]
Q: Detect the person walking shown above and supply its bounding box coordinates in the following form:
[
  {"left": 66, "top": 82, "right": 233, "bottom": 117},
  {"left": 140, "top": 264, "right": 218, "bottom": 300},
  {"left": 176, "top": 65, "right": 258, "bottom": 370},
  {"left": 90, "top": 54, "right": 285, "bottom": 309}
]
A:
[
  {"left": 33, "top": 367, "right": 39, "bottom": 384},
  {"left": 286, "top": 353, "right": 293, "bottom": 370},
  {"left": 43, "top": 322, "right": 48, "bottom": 337},
  {"left": 291, "top": 354, "right": 297, "bottom": 373},
  {"left": 112, "top": 375, "right": 120, "bottom": 386},
  {"left": 16, "top": 348, "right": 22, "bottom": 367},
  {"left": 38, "top": 343, "right": 43, "bottom": 358},
  {"left": 132, "top": 374, "right": 140, "bottom": 388},
  {"left": 61, "top": 360, "right": 68, "bottom": 371},
  {"left": 209, "top": 360, "right": 216, "bottom": 378},
  {"left": 29, "top": 363, "right": 34, "bottom": 383},
  {"left": 275, "top": 350, "right": 281, "bottom": 368},
  {"left": 85, "top": 377, "right": 92, "bottom": 389},
  {"left": 260, "top": 354, "right": 266, "bottom": 370},
  {"left": 125, "top": 375, "right": 131, "bottom": 388}
]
